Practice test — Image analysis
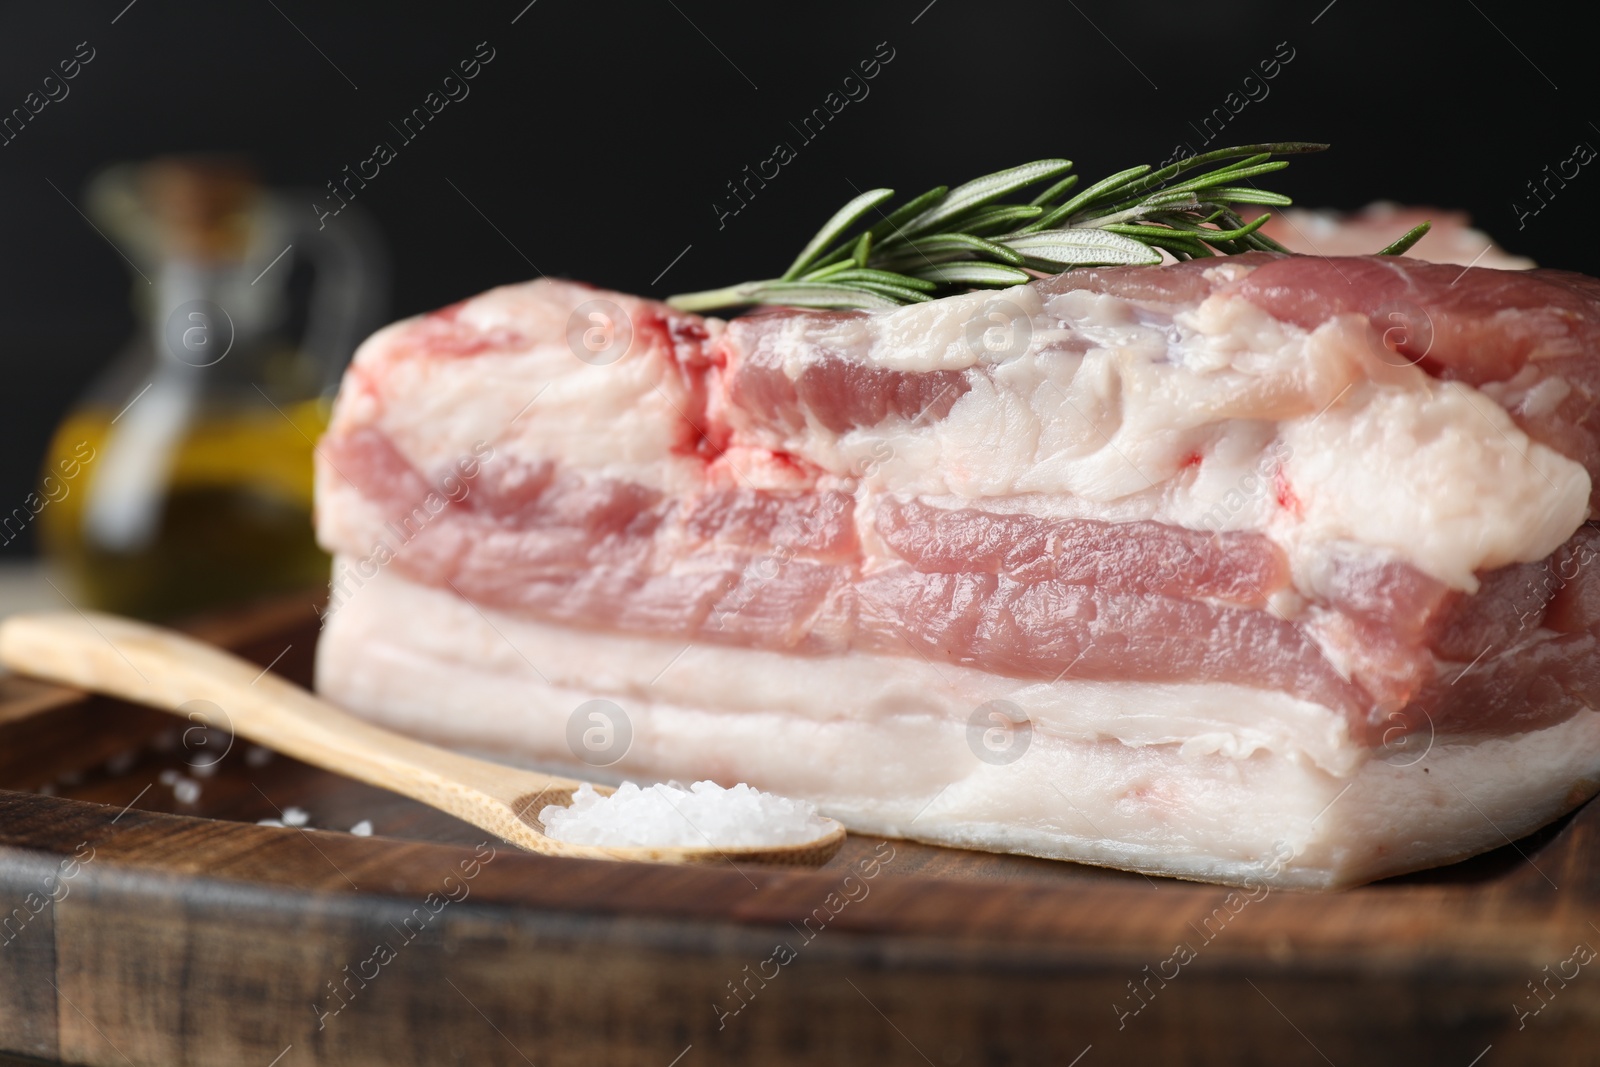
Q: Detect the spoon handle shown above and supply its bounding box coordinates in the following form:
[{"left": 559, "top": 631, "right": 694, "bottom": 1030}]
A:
[{"left": 0, "top": 611, "right": 585, "bottom": 829}]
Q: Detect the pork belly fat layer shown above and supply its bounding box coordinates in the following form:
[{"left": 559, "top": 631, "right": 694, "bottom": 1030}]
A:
[{"left": 317, "top": 564, "right": 1600, "bottom": 889}]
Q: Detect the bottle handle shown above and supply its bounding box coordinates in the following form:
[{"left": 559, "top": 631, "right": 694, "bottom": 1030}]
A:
[{"left": 279, "top": 196, "right": 388, "bottom": 393}]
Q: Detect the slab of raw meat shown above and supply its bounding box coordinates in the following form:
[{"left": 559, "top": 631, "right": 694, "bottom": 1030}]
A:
[{"left": 313, "top": 251, "right": 1600, "bottom": 888}]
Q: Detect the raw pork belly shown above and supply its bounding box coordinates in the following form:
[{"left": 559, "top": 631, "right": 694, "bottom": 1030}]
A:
[{"left": 314, "top": 253, "right": 1600, "bottom": 888}]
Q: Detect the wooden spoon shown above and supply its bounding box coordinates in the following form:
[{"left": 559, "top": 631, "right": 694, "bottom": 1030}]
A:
[{"left": 0, "top": 611, "right": 846, "bottom": 867}]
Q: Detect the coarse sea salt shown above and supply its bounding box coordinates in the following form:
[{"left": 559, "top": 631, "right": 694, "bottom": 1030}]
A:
[{"left": 539, "top": 781, "right": 834, "bottom": 849}]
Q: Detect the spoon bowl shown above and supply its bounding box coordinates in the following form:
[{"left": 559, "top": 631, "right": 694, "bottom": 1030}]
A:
[{"left": 0, "top": 611, "right": 846, "bottom": 867}]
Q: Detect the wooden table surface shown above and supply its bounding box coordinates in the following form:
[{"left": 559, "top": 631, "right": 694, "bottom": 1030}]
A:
[{"left": 0, "top": 594, "right": 1595, "bottom": 1066}]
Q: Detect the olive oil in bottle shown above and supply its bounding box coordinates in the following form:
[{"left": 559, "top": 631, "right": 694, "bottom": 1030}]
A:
[
  {"left": 39, "top": 157, "right": 383, "bottom": 620},
  {"left": 39, "top": 399, "right": 332, "bottom": 620}
]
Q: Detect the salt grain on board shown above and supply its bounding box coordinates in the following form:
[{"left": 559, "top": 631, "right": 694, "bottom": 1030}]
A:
[
  {"left": 350, "top": 820, "right": 374, "bottom": 837},
  {"left": 539, "top": 781, "right": 834, "bottom": 848},
  {"left": 173, "top": 779, "right": 201, "bottom": 805},
  {"left": 280, "top": 807, "right": 309, "bottom": 828}
]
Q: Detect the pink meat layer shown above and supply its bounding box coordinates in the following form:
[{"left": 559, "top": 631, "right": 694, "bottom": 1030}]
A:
[
  {"left": 322, "top": 254, "right": 1600, "bottom": 748},
  {"left": 325, "top": 428, "right": 1330, "bottom": 684},
  {"left": 321, "top": 420, "right": 1600, "bottom": 747}
]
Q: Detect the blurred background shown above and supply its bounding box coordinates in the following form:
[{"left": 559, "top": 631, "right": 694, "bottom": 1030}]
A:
[{"left": 0, "top": 0, "right": 1594, "bottom": 615}]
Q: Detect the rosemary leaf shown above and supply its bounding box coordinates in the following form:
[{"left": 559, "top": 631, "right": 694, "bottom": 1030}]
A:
[
  {"left": 893, "top": 233, "right": 1027, "bottom": 267},
  {"left": 899, "top": 159, "right": 1073, "bottom": 239},
  {"left": 799, "top": 260, "right": 858, "bottom": 282},
  {"left": 747, "top": 282, "right": 902, "bottom": 309},
  {"left": 911, "top": 263, "right": 1034, "bottom": 286},
  {"left": 852, "top": 230, "right": 872, "bottom": 267},
  {"left": 1245, "top": 232, "right": 1292, "bottom": 253},
  {"left": 821, "top": 268, "right": 938, "bottom": 291},
  {"left": 1141, "top": 190, "right": 1208, "bottom": 210},
  {"left": 1377, "top": 221, "right": 1432, "bottom": 256},
  {"left": 1103, "top": 212, "right": 1269, "bottom": 244},
  {"left": 838, "top": 185, "right": 949, "bottom": 259},
  {"left": 846, "top": 281, "right": 937, "bottom": 303},
  {"left": 1198, "top": 187, "right": 1294, "bottom": 206},
  {"left": 959, "top": 204, "right": 1047, "bottom": 236},
  {"left": 875, "top": 247, "right": 987, "bottom": 271},
  {"left": 1098, "top": 228, "right": 1212, "bottom": 259},
  {"left": 1022, "top": 165, "right": 1154, "bottom": 233},
  {"left": 1001, "top": 229, "right": 1163, "bottom": 267},
  {"left": 781, "top": 188, "right": 896, "bottom": 281},
  {"left": 1029, "top": 173, "right": 1080, "bottom": 206}
]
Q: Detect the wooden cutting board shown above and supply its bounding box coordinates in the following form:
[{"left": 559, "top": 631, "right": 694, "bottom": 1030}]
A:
[{"left": 0, "top": 596, "right": 1594, "bottom": 1066}]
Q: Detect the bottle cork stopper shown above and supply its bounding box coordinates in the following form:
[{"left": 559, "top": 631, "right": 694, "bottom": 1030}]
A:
[{"left": 140, "top": 156, "right": 258, "bottom": 263}]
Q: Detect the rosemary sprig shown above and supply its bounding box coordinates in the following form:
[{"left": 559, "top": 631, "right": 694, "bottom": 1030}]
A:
[{"left": 667, "top": 142, "right": 1334, "bottom": 312}]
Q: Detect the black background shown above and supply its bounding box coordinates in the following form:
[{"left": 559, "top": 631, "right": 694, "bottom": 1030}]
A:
[{"left": 0, "top": 0, "right": 1594, "bottom": 554}]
